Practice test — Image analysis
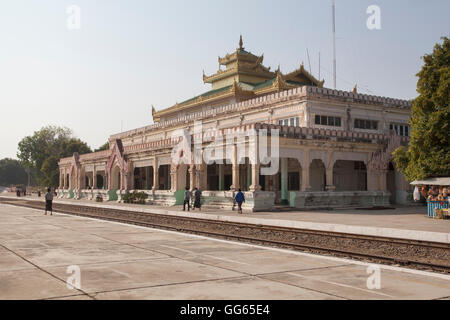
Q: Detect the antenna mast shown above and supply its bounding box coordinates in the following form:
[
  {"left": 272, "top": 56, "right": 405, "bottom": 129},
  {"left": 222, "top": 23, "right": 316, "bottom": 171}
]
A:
[
  {"left": 306, "top": 48, "right": 312, "bottom": 75},
  {"left": 318, "top": 52, "right": 321, "bottom": 81},
  {"left": 332, "top": 0, "right": 337, "bottom": 89}
]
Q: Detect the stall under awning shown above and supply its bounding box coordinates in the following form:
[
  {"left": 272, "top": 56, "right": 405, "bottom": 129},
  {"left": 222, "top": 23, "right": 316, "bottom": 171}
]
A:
[{"left": 411, "top": 177, "right": 450, "bottom": 186}]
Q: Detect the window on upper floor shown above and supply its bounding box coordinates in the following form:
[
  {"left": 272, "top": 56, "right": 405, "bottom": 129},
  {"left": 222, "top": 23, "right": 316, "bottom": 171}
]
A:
[
  {"left": 390, "top": 123, "right": 410, "bottom": 137},
  {"left": 354, "top": 119, "right": 378, "bottom": 130},
  {"left": 278, "top": 117, "right": 300, "bottom": 127},
  {"left": 314, "top": 115, "right": 341, "bottom": 127}
]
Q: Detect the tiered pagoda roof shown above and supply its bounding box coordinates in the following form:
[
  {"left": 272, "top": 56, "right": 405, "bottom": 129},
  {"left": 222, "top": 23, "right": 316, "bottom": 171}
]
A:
[{"left": 152, "top": 36, "right": 324, "bottom": 122}]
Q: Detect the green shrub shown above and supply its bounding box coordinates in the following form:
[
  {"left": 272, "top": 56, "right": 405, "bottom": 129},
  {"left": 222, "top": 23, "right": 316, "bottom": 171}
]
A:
[
  {"left": 122, "top": 192, "right": 133, "bottom": 203},
  {"left": 122, "top": 191, "right": 148, "bottom": 204},
  {"left": 135, "top": 191, "right": 148, "bottom": 204}
]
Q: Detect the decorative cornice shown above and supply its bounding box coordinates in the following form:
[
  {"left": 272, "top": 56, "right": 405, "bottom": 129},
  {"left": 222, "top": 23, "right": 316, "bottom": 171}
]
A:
[
  {"left": 111, "top": 86, "right": 411, "bottom": 141},
  {"left": 68, "top": 120, "right": 409, "bottom": 166},
  {"left": 59, "top": 150, "right": 110, "bottom": 165}
]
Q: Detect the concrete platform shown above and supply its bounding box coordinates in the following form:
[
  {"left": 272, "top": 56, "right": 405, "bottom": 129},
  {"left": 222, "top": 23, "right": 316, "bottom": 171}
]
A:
[
  {"left": 0, "top": 203, "right": 449, "bottom": 300},
  {"left": 1, "top": 194, "right": 449, "bottom": 243}
]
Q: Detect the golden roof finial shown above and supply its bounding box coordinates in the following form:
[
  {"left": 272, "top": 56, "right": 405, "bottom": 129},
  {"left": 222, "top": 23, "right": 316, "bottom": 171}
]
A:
[
  {"left": 238, "top": 35, "right": 244, "bottom": 50},
  {"left": 353, "top": 84, "right": 358, "bottom": 93},
  {"left": 151, "top": 105, "right": 156, "bottom": 116},
  {"left": 273, "top": 72, "right": 285, "bottom": 91}
]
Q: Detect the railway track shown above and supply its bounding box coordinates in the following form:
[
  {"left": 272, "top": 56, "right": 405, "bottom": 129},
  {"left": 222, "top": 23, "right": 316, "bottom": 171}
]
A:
[{"left": 1, "top": 197, "right": 449, "bottom": 274}]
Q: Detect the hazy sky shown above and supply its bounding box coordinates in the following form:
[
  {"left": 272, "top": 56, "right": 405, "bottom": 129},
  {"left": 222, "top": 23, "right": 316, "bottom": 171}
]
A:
[{"left": 0, "top": 0, "right": 449, "bottom": 160}]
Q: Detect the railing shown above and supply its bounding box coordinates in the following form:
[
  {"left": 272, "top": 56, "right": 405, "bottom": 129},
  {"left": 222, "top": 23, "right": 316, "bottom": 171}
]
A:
[{"left": 427, "top": 201, "right": 450, "bottom": 218}]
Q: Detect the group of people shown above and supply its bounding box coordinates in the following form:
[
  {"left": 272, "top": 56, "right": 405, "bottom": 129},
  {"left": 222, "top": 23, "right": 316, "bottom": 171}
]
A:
[
  {"left": 183, "top": 187, "right": 246, "bottom": 214},
  {"left": 15, "top": 188, "right": 26, "bottom": 197},
  {"left": 415, "top": 186, "right": 449, "bottom": 202},
  {"left": 183, "top": 187, "right": 202, "bottom": 211}
]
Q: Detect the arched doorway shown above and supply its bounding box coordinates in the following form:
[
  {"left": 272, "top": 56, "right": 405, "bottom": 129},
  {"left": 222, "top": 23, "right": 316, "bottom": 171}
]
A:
[
  {"left": 158, "top": 165, "right": 170, "bottom": 190},
  {"left": 96, "top": 174, "right": 104, "bottom": 189},
  {"left": 133, "top": 166, "right": 153, "bottom": 190},
  {"left": 333, "top": 160, "right": 367, "bottom": 191},
  {"left": 309, "top": 159, "right": 326, "bottom": 191}
]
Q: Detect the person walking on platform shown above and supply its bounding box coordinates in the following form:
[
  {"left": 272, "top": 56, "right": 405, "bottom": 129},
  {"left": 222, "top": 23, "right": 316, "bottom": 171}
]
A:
[
  {"left": 44, "top": 188, "right": 53, "bottom": 216},
  {"left": 234, "top": 189, "right": 245, "bottom": 214},
  {"left": 193, "top": 187, "right": 202, "bottom": 211},
  {"left": 183, "top": 187, "right": 191, "bottom": 211}
]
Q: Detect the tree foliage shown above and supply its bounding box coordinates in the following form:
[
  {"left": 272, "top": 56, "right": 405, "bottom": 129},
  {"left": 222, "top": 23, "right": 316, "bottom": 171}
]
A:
[
  {"left": 0, "top": 158, "right": 28, "bottom": 186},
  {"left": 17, "top": 126, "right": 92, "bottom": 187},
  {"left": 94, "top": 142, "right": 110, "bottom": 152},
  {"left": 393, "top": 37, "right": 450, "bottom": 181}
]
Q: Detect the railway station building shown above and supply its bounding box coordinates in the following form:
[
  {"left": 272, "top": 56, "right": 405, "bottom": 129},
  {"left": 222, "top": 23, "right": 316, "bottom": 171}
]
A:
[{"left": 57, "top": 37, "right": 414, "bottom": 211}]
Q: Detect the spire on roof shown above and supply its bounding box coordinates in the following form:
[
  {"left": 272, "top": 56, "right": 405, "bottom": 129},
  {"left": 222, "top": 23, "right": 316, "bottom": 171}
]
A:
[
  {"left": 276, "top": 64, "right": 281, "bottom": 74},
  {"left": 353, "top": 84, "right": 358, "bottom": 93},
  {"left": 238, "top": 35, "right": 244, "bottom": 50}
]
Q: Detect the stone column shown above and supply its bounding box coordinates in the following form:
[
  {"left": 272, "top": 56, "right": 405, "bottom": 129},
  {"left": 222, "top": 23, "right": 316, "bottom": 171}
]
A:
[
  {"left": 195, "top": 163, "right": 206, "bottom": 191},
  {"left": 367, "top": 168, "right": 378, "bottom": 191},
  {"left": 230, "top": 145, "right": 240, "bottom": 191},
  {"left": 59, "top": 170, "right": 63, "bottom": 189},
  {"left": 170, "top": 164, "right": 178, "bottom": 192},
  {"left": 92, "top": 166, "right": 97, "bottom": 190},
  {"left": 325, "top": 168, "right": 335, "bottom": 191},
  {"left": 301, "top": 166, "right": 311, "bottom": 191},
  {"left": 127, "top": 170, "right": 134, "bottom": 190},
  {"left": 249, "top": 164, "right": 261, "bottom": 192},
  {"left": 152, "top": 158, "right": 159, "bottom": 191},
  {"left": 378, "top": 169, "right": 388, "bottom": 191},
  {"left": 281, "top": 158, "right": 289, "bottom": 204},
  {"left": 249, "top": 132, "right": 261, "bottom": 192},
  {"left": 189, "top": 164, "right": 196, "bottom": 191},
  {"left": 101, "top": 173, "right": 105, "bottom": 189},
  {"left": 105, "top": 172, "right": 109, "bottom": 190},
  {"left": 301, "top": 150, "right": 311, "bottom": 191}
]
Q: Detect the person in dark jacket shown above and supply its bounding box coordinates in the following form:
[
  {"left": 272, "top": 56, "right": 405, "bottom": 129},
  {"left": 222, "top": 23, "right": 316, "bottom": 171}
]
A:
[
  {"left": 234, "top": 189, "right": 245, "bottom": 214},
  {"left": 183, "top": 187, "right": 191, "bottom": 211},
  {"left": 193, "top": 187, "right": 202, "bottom": 211}
]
